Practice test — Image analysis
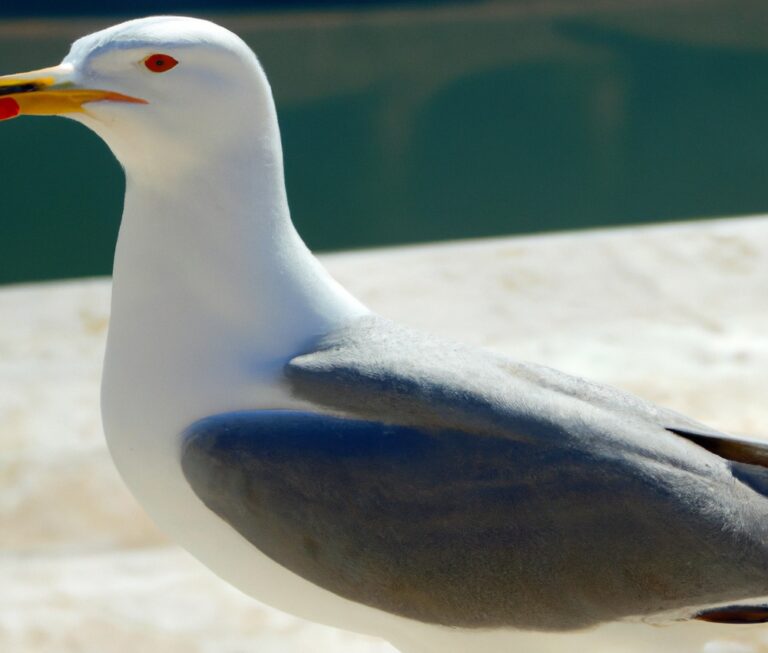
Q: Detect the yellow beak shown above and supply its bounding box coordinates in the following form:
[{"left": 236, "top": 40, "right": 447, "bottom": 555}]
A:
[{"left": 0, "top": 64, "right": 147, "bottom": 121}]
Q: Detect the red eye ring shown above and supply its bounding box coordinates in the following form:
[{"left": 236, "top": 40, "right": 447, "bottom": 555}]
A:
[{"left": 144, "top": 53, "right": 178, "bottom": 73}]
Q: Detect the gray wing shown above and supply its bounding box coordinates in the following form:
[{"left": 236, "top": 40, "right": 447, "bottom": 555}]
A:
[
  {"left": 182, "top": 315, "right": 768, "bottom": 631},
  {"left": 287, "top": 315, "right": 768, "bottom": 468}
]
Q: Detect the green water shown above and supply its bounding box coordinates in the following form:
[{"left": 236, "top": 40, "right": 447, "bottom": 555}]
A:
[{"left": 3, "top": 2, "right": 768, "bottom": 284}]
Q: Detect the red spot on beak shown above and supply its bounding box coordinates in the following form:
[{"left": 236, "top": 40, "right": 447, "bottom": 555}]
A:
[{"left": 0, "top": 97, "right": 20, "bottom": 121}]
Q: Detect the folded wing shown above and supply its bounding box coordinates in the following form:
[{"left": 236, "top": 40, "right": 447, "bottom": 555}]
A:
[{"left": 182, "top": 316, "right": 768, "bottom": 631}]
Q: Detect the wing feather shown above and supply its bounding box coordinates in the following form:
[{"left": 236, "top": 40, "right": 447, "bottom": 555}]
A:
[{"left": 183, "top": 408, "right": 768, "bottom": 631}]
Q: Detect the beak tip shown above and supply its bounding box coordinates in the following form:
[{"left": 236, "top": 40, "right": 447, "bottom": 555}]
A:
[{"left": 0, "top": 97, "right": 20, "bottom": 121}]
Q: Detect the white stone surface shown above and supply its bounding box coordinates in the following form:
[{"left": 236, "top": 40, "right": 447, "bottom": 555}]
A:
[{"left": 2, "top": 216, "right": 768, "bottom": 651}]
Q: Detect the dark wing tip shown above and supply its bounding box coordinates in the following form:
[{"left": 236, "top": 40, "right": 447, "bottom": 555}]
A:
[
  {"left": 695, "top": 605, "right": 768, "bottom": 624},
  {"left": 668, "top": 427, "right": 768, "bottom": 468}
]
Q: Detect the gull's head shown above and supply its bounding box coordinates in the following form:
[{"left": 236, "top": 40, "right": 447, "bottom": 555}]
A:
[{"left": 0, "top": 16, "right": 278, "bottom": 177}]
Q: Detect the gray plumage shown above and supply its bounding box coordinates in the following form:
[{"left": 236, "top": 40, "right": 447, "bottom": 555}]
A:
[{"left": 182, "top": 315, "right": 768, "bottom": 631}]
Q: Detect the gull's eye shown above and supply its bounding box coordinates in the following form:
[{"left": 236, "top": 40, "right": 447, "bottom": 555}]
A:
[{"left": 144, "top": 53, "right": 178, "bottom": 73}]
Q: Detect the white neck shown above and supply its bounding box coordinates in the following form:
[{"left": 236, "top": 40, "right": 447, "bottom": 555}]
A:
[{"left": 102, "top": 123, "right": 367, "bottom": 435}]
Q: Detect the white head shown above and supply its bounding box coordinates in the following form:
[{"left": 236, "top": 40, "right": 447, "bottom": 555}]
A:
[
  {"left": 0, "top": 16, "right": 282, "bottom": 181},
  {"left": 0, "top": 16, "right": 365, "bottom": 338}
]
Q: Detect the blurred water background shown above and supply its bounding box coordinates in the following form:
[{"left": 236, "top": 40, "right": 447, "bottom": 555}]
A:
[{"left": 2, "top": 0, "right": 768, "bottom": 284}]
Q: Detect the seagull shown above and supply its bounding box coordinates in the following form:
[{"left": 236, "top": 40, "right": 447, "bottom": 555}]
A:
[{"left": 3, "top": 15, "right": 768, "bottom": 653}]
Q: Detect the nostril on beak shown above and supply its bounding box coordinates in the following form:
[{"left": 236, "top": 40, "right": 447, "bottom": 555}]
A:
[{"left": 0, "top": 83, "right": 42, "bottom": 96}]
